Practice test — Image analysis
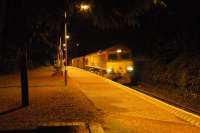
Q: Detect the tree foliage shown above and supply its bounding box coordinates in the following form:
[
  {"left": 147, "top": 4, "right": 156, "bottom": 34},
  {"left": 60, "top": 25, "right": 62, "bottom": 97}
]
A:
[
  {"left": 82, "top": 0, "right": 154, "bottom": 29},
  {"left": 0, "top": 0, "right": 65, "bottom": 72}
]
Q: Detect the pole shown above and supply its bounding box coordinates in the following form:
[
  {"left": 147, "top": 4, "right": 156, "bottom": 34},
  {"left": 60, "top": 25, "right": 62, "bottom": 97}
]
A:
[
  {"left": 64, "top": 11, "right": 68, "bottom": 86},
  {"left": 20, "top": 47, "right": 29, "bottom": 106},
  {"left": 57, "top": 40, "right": 60, "bottom": 66},
  {"left": 59, "top": 37, "right": 63, "bottom": 68}
]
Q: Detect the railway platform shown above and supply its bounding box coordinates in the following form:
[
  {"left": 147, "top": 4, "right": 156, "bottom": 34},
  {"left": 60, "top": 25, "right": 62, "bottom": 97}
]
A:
[
  {"left": 68, "top": 66, "right": 200, "bottom": 133},
  {"left": 0, "top": 66, "right": 200, "bottom": 133}
]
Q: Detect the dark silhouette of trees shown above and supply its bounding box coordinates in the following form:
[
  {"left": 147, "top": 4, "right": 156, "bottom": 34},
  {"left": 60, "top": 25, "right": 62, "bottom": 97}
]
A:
[
  {"left": 0, "top": 0, "right": 7, "bottom": 72},
  {"left": 0, "top": 0, "right": 65, "bottom": 73}
]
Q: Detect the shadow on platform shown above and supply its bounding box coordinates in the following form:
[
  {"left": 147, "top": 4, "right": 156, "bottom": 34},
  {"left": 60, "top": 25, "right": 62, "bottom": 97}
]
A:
[
  {"left": 0, "top": 106, "right": 24, "bottom": 116},
  {"left": 0, "top": 125, "right": 84, "bottom": 133}
]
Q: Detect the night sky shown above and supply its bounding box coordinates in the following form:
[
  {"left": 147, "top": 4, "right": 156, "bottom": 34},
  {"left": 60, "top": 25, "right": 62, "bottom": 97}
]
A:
[
  {"left": 1, "top": 0, "right": 139, "bottom": 58},
  {"left": 69, "top": 19, "right": 135, "bottom": 56},
  {"left": 62, "top": 0, "right": 139, "bottom": 57},
  {"left": 1, "top": 0, "right": 200, "bottom": 63}
]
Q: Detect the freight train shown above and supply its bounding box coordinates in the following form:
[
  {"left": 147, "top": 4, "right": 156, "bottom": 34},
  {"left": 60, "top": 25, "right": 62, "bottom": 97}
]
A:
[{"left": 71, "top": 45, "right": 134, "bottom": 84}]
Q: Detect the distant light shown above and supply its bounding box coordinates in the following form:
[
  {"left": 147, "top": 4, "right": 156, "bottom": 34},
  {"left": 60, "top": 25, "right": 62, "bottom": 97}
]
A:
[
  {"left": 66, "top": 35, "right": 70, "bottom": 39},
  {"left": 76, "top": 43, "right": 79, "bottom": 47},
  {"left": 80, "top": 4, "right": 90, "bottom": 11},
  {"left": 64, "top": 12, "right": 67, "bottom": 18},
  {"left": 116, "top": 49, "right": 122, "bottom": 53},
  {"left": 63, "top": 43, "right": 66, "bottom": 47}
]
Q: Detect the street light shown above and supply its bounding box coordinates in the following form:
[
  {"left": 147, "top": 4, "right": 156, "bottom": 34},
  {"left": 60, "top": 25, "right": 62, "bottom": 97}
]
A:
[
  {"left": 63, "top": 43, "right": 66, "bottom": 47},
  {"left": 63, "top": 3, "right": 91, "bottom": 86},
  {"left": 64, "top": 11, "right": 68, "bottom": 86},
  {"left": 65, "top": 35, "right": 70, "bottom": 39},
  {"left": 80, "top": 4, "right": 91, "bottom": 11}
]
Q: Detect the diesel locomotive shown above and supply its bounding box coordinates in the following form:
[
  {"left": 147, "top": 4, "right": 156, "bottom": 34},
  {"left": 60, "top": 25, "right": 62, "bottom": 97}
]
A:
[{"left": 71, "top": 45, "right": 134, "bottom": 84}]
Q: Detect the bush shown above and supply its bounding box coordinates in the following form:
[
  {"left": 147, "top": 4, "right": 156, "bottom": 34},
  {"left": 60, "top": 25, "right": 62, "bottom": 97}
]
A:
[{"left": 137, "top": 54, "right": 200, "bottom": 112}]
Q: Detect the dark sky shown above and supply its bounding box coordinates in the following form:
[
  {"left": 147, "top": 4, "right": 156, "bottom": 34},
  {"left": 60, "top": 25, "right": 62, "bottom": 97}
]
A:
[
  {"left": 69, "top": 18, "right": 135, "bottom": 56},
  {"left": 1, "top": 0, "right": 137, "bottom": 58},
  {"left": 1, "top": 0, "right": 200, "bottom": 71},
  {"left": 3, "top": 0, "right": 199, "bottom": 59},
  {"left": 65, "top": 1, "right": 137, "bottom": 57}
]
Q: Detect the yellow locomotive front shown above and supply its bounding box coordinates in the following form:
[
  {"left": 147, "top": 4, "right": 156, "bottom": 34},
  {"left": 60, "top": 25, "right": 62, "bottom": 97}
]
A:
[
  {"left": 72, "top": 45, "right": 134, "bottom": 84},
  {"left": 105, "top": 46, "right": 134, "bottom": 84}
]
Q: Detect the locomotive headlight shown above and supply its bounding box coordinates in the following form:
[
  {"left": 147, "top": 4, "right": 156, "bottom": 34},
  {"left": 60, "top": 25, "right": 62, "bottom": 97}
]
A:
[
  {"left": 107, "top": 68, "right": 112, "bottom": 73},
  {"left": 116, "top": 49, "right": 122, "bottom": 53},
  {"left": 127, "top": 66, "right": 134, "bottom": 72}
]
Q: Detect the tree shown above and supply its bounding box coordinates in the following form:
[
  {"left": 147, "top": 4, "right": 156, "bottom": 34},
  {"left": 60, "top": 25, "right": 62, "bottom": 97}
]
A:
[
  {"left": 0, "top": 0, "right": 65, "bottom": 72},
  {"left": 0, "top": 0, "right": 6, "bottom": 53}
]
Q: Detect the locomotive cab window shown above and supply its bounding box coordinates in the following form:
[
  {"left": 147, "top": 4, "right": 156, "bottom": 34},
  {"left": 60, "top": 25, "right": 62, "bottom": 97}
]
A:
[
  {"left": 108, "top": 53, "right": 117, "bottom": 60},
  {"left": 121, "top": 52, "right": 130, "bottom": 60}
]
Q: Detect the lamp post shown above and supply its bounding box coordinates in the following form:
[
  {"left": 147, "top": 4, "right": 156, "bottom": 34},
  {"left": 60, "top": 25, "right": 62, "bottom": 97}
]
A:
[
  {"left": 63, "top": 3, "right": 91, "bottom": 86},
  {"left": 58, "top": 37, "right": 63, "bottom": 70},
  {"left": 64, "top": 11, "right": 68, "bottom": 86}
]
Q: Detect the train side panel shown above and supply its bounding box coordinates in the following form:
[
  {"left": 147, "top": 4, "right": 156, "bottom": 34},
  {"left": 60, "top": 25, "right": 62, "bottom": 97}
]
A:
[
  {"left": 85, "top": 51, "right": 107, "bottom": 70},
  {"left": 72, "top": 56, "right": 85, "bottom": 69}
]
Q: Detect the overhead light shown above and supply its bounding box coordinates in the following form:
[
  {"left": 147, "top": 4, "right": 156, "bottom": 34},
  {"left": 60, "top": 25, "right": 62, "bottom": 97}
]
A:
[{"left": 80, "top": 4, "right": 90, "bottom": 11}]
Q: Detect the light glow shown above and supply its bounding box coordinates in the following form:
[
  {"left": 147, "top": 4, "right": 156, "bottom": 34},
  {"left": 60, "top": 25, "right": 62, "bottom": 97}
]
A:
[
  {"left": 127, "top": 66, "right": 134, "bottom": 71},
  {"left": 107, "top": 68, "right": 112, "bottom": 73},
  {"left": 117, "top": 49, "right": 122, "bottom": 53},
  {"left": 80, "top": 4, "right": 90, "bottom": 11},
  {"left": 66, "top": 35, "right": 70, "bottom": 39}
]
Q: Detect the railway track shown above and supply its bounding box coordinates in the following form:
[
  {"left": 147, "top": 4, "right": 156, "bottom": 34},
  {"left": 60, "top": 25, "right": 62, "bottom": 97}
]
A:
[{"left": 130, "top": 85, "right": 200, "bottom": 116}]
